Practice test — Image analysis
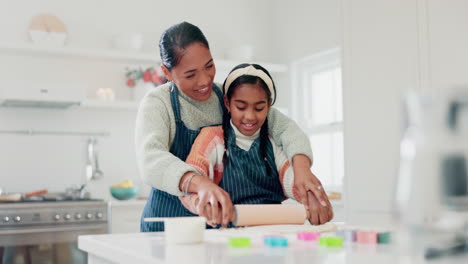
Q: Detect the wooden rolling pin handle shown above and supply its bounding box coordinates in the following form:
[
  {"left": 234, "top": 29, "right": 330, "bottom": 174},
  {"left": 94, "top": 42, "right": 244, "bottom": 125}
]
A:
[{"left": 234, "top": 204, "right": 308, "bottom": 227}]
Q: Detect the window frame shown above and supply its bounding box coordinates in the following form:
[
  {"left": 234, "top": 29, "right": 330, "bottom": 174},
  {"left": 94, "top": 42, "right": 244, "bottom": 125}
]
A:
[{"left": 290, "top": 48, "right": 344, "bottom": 190}]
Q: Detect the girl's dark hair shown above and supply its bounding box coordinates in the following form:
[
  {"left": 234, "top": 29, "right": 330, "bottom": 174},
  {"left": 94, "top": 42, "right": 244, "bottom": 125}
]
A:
[
  {"left": 222, "top": 64, "right": 276, "bottom": 175},
  {"left": 159, "top": 21, "right": 210, "bottom": 70}
]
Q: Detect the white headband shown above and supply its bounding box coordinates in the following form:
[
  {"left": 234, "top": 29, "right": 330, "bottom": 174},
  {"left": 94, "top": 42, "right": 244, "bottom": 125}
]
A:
[{"left": 223, "top": 65, "right": 275, "bottom": 103}]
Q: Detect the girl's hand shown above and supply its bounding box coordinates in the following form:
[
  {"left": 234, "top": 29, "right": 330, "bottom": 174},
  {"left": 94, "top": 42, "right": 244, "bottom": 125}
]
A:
[
  {"left": 194, "top": 177, "right": 235, "bottom": 227},
  {"left": 292, "top": 155, "right": 333, "bottom": 225}
]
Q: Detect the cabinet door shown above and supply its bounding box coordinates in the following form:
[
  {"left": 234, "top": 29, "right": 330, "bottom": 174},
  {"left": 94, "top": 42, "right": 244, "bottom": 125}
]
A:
[{"left": 110, "top": 202, "right": 146, "bottom": 233}]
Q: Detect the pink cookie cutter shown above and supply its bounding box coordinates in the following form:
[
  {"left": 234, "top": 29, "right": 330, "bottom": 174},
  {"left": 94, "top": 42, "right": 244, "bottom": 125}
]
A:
[
  {"left": 356, "top": 231, "right": 378, "bottom": 244},
  {"left": 297, "top": 232, "right": 321, "bottom": 241}
]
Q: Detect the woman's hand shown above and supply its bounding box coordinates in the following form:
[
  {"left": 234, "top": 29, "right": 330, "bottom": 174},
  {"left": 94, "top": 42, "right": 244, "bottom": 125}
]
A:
[
  {"left": 197, "top": 179, "right": 235, "bottom": 227},
  {"left": 185, "top": 175, "right": 235, "bottom": 227},
  {"left": 292, "top": 155, "right": 333, "bottom": 225},
  {"left": 304, "top": 186, "right": 333, "bottom": 225}
]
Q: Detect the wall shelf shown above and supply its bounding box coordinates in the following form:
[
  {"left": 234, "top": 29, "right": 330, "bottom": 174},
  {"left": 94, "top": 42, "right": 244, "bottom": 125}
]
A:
[
  {"left": 80, "top": 99, "right": 139, "bottom": 110},
  {"left": 0, "top": 42, "right": 159, "bottom": 64},
  {"left": 0, "top": 42, "right": 288, "bottom": 72}
]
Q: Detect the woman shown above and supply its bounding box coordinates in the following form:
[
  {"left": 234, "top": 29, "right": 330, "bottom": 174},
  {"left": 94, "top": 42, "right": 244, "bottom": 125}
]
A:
[{"left": 135, "top": 21, "right": 331, "bottom": 231}]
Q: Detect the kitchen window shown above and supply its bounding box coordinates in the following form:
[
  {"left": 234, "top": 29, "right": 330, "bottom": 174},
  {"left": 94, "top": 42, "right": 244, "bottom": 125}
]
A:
[{"left": 290, "top": 48, "right": 344, "bottom": 191}]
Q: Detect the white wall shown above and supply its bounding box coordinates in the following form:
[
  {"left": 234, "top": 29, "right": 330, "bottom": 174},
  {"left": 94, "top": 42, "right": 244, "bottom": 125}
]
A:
[
  {"left": 0, "top": 0, "right": 275, "bottom": 61},
  {"left": 0, "top": 108, "right": 137, "bottom": 196},
  {"left": 270, "top": 0, "right": 341, "bottom": 63},
  {"left": 427, "top": 0, "right": 468, "bottom": 96},
  {"left": 341, "top": 0, "right": 468, "bottom": 226},
  {"left": 341, "top": 0, "right": 420, "bottom": 225},
  {"left": 270, "top": 0, "right": 341, "bottom": 108},
  {"left": 0, "top": 0, "right": 275, "bottom": 199}
]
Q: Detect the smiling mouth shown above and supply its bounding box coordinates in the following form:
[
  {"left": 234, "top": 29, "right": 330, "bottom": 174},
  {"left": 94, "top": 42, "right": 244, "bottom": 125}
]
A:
[
  {"left": 197, "top": 87, "right": 210, "bottom": 94},
  {"left": 242, "top": 123, "right": 257, "bottom": 130}
]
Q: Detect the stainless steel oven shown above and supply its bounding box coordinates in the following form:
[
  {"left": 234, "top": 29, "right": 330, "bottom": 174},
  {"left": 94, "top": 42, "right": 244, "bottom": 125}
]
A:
[{"left": 0, "top": 201, "right": 108, "bottom": 264}]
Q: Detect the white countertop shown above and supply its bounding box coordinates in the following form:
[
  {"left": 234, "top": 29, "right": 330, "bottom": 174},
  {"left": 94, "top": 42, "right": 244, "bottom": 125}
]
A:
[{"left": 79, "top": 228, "right": 468, "bottom": 264}]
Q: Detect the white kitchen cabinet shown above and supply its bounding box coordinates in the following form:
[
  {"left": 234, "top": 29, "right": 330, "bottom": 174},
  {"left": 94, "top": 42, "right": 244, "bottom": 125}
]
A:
[{"left": 108, "top": 200, "right": 146, "bottom": 234}]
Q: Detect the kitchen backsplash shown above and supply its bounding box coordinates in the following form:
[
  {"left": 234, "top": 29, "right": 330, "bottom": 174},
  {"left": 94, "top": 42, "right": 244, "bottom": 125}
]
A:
[{"left": 0, "top": 106, "right": 148, "bottom": 200}]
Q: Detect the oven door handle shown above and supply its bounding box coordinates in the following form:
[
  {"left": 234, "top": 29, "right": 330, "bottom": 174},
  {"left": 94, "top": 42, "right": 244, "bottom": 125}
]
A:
[{"left": 0, "top": 223, "right": 107, "bottom": 235}]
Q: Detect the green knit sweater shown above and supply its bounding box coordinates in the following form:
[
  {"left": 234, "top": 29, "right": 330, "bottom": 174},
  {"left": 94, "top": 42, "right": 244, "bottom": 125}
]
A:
[{"left": 135, "top": 82, "right": 313, "bottom": 196}]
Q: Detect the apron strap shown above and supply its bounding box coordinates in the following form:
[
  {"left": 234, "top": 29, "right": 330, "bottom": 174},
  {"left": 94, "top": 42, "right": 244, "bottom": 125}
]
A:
[
  {"left": 213, "top": 84, "right": 226, "bottom": 114},
  {"left": 169, "top": 82, "right": 182, "bottom": 122}
]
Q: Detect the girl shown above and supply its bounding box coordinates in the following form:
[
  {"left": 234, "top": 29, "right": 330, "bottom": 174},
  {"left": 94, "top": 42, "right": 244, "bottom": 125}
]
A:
[
  {"left": 136, "top": 22, "right": 331, "bottom": 231},
  {"left": 180, "top": 64, "right": 333, "bottom": 226}
]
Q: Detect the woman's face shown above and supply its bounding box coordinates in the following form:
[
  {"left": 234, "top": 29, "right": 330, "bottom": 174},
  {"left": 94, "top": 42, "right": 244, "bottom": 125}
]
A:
[
  {"left": 224, "top": 83, "right": 271, "bottom": 136},
  {"left": 163, "top": 42, "right": 216, "bottom": 101}
]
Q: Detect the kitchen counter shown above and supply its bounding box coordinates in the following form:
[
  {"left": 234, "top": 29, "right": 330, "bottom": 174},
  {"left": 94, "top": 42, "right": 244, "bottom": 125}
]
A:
[{"left": 78, "top": 229, "right": 468, "bottom": 264}]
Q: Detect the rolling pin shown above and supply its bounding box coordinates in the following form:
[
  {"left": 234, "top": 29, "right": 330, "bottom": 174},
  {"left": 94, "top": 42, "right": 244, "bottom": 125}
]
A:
[
  {"left": 233, "top": 204, "right": 309, "bottom": 227},
  {"left": 145, "top": 204, "right": 310, "bottom": 227}
]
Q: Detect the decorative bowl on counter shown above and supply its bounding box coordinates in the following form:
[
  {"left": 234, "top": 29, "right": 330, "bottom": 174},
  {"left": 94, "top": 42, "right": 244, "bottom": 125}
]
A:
[{"left": 110, "top": 186, "right": 139, "bottom": 200}]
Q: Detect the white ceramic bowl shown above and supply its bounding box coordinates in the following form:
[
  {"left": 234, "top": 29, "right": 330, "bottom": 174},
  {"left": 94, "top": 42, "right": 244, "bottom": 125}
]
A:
[
  {"left": 164, "top": 217, "right": 206, "bottom": 244},
  {"left": 29, "top": 30, "right": 67, "bottom": 47}
]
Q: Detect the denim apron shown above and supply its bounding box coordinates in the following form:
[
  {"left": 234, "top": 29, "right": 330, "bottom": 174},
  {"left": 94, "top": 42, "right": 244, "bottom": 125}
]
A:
[
  {"left": 140, "top": 83, "right": 224, "bottom": 232},
  {"left": 219, "top": 126, "right": 285, "bottom": 205}
]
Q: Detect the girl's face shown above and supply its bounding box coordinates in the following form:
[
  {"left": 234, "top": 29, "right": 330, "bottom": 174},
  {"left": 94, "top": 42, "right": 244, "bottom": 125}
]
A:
[
  {"left": 162, "top": 42, "right": 216, "bottom": 101},
  {"left": 224, "top": 83, "right": 271, "bottom": 136}
]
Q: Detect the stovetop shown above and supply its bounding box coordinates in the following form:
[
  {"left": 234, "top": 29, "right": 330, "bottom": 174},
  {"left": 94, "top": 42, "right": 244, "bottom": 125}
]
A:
[
  {"left": 0, "top": 197, "right": 103, "bottom": 203},
  {"left": 0, "top": 199, "right": 108, "bottom": 227},
  {"left": 0, "top": 192, "right": 101, "bottom": 203}
]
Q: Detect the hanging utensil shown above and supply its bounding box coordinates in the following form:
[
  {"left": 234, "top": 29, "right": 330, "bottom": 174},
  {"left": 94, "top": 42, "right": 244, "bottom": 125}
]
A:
[
  {"left": 86, "top": 138, "right": 95, "bottom": 182},
  {"left": 87, "top": 138, "right": 103, "bottom": 180},
  {"left": 92, "top": 138, "right": 104, "bottom": 180}
]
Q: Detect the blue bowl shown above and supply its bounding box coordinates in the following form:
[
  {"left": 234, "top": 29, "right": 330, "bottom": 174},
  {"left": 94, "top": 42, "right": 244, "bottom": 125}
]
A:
[{"left": 110, "top": 187, "right": 139, "bottom": 200}]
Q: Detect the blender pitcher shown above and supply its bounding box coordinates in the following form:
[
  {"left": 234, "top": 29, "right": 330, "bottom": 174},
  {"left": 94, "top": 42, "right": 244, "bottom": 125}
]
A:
[
  {"left": 394, "top": 91, "right": 443, "bottom": 228},
  {"left": 394, "top": 89, "right": 468, "bottom": 258}
]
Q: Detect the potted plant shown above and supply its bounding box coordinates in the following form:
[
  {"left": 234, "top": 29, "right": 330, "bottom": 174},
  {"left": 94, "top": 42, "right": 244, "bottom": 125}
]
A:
[{"left": 125, "top": 66, "right": 166, "bottom": 101}]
